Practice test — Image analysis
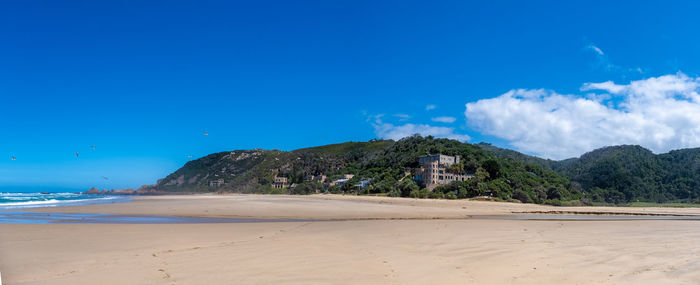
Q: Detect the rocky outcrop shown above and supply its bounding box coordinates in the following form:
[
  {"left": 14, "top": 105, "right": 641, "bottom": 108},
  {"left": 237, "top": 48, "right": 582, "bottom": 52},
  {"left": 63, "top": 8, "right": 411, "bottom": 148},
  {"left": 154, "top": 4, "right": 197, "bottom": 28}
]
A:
[{"left": 83, "top": 187, "right": 137, "bottom": 195}]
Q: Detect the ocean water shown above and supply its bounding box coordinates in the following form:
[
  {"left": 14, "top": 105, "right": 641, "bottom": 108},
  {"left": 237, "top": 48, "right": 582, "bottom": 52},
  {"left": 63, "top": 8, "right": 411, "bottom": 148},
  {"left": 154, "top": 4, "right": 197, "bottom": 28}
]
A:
[{"left": 0, "top": 192, "right": 130, "bottom": 210}]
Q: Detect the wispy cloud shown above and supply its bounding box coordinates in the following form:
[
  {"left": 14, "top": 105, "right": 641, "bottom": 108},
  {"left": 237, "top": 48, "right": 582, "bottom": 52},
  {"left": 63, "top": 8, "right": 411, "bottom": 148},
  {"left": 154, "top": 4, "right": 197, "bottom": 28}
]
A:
[
  {"left": 431, "top": 116, "right": 456, "bottom": 123},
  {"left": 374, "top": 123, "right": 470, "bottom": 142},
  {"left": 587, "top": 44, "right": 604, "bottom": 55},
  {"left": 365, "top": 114, "right": 385, "bottom": 123},
  {"left": 425, "top": 104, "right": 436, "bottom": 111},
  {"left": 394, "top": 114, "right": 411, "bottom": 121},
  {"left": 369, "top": 114, "right": 469, "bottom": 142},
  {"left": 584, "top": 41, "right": 644, "bottom": 76},
  {"left": 465, "top": 72, "right": 700, "bottom": 159}
]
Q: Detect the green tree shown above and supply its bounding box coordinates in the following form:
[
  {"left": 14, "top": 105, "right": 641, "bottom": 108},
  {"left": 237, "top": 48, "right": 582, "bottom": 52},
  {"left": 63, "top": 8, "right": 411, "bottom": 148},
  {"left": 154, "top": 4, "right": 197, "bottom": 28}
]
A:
[
  {"left": 482, "top": 159, "right": 501, "bottom": 180},
  {"left": 397, "top": 179, "right": 419, "bottom": 197}
]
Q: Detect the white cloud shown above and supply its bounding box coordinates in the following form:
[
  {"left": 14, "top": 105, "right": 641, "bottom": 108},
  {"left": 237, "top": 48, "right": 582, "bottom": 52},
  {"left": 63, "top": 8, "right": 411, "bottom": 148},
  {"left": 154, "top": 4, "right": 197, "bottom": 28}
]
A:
[
  {"left": 425, "top": 104, "right": 436, "bottom": 111},
  {"left": 370, "top": 115, "right": 469, "bottom": 141},
  {"left": 394, "top": 114, "right": 411, "bottom": 121},
  {"left": 374, "top": 123, "right": 470, "bottom": 142},
  {"left": 581, "top": 80, "right": 626, "bottom": 94},
  {"left": 431, "top": 116, "right": 457, "bottom": 123},
  {"left": 366, "top": 114, "right": 385, "bottom": 123},
  {"left": 584, "top": 42, "right": 644, "bottom": 75},
  {"left": 587, "top": 44, "right": 604, "bottom": 55},
  {"left": 465, "top": 73, "right": 700, "bottom": 159}
]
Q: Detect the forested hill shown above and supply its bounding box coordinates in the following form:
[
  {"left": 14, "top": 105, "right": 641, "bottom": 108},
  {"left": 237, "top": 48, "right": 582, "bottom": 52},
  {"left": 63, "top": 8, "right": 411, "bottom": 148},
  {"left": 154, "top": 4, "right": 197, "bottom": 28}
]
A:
[
  {"left": 146, "top": 136, "right": 700, "bottom": 205},
  {"left": 147, "top": 136, "right": 581, "bottom": 205},
  {"left": 482, "top": 144, "right": 700, "bottom": 204}
]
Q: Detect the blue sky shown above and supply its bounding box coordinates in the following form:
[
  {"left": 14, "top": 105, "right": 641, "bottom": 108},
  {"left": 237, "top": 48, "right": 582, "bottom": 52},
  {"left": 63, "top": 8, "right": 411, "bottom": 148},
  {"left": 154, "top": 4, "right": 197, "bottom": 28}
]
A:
[{"left": 4, "top": 0, "right": 700, "bottom": 190}]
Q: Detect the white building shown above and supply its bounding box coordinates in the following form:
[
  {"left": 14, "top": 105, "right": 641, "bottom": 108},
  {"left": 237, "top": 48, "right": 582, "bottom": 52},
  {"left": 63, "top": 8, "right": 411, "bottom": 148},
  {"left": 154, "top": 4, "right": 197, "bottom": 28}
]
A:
[{"left": 414, "top": 154, "right": 473, "bottom": 190}]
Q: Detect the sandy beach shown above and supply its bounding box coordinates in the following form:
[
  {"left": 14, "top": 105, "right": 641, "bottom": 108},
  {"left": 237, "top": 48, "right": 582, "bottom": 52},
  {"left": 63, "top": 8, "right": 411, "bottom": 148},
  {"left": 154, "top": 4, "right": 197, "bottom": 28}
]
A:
[{"left": 2, "top": 194, "right": 700, "bottom": 284}]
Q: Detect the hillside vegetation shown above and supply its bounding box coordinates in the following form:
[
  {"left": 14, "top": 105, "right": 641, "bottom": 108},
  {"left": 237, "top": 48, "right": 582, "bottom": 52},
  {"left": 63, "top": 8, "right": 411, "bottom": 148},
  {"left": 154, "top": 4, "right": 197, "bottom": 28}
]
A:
[
  {"left": 149, "top": 136, "right": 700, "bottom": 205},
  {"left": 149, "top": 136, "right": 581, "bottom": 204},
  {"left": 483, "top": 144, "right": 700, "bottom": 204}
]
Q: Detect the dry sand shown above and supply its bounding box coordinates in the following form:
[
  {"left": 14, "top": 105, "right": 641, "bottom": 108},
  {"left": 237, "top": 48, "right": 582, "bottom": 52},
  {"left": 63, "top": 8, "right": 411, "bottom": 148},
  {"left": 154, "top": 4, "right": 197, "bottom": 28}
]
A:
[{"left": 2, "top": 194, "right": 700, "bottom": 284}]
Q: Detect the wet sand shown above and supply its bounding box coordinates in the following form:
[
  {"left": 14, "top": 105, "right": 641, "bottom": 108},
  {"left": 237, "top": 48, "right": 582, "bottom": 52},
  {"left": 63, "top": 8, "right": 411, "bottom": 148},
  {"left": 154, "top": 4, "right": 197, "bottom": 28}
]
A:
[
  {"left": 2, "top": 194, "right": 700, "bottom": 284},
  {"left": 20, "top": 194, "right": 700, "bottom": 219}
]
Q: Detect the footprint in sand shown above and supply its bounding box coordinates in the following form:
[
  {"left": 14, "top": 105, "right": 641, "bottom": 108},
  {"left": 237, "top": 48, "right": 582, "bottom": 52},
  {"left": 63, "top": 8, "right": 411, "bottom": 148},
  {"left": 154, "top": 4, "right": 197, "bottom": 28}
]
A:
[{"left": 158, "top": 269, "right": 171, "bottom": 279}]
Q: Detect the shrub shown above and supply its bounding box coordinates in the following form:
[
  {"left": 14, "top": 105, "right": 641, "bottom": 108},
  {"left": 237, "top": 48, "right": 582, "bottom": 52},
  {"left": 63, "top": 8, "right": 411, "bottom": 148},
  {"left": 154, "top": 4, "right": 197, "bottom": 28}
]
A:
[
  {"left": 288, "top": 182, "right": 323, "bottom": 195},
  {"left": 428, "top": 190, "right": 443, "bottom": 199},
  {"left": 388, "top": 188, "right": 401, "bottom": 197},
  {"left": 513, "top": 190, "right": 531, "bottom": 203},
  {"left": 266, "top": 187, "right": 286, "bottom": 195},
  {"left": 397, "top": 179, "right": 419, "bottom": 197}
]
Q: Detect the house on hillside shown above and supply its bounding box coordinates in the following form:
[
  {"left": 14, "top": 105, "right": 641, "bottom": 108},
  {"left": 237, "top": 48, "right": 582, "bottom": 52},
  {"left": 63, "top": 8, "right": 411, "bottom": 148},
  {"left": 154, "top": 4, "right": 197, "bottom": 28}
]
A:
[
  {"left": 272, "top": 176, "right": 288, "bottom": 189},
  {"left": 414, "top": 154, "right": 474, "bottom": 190},
  {"left": 305, "top": 174, "right": 327, "bottom": 183},
  {"left": 330, "top": 178, "right": 348, "bottom": 187},
  {"left": 354, "top": 178, "right": 372, "bottom": 190},
  {"left": 312, "top": 174, "right": 327, "bottom": 183},
  {"left": 329, "top": 174, "right": 355, "bottom": 187},
  {"left": 208, "top": 179, "right": 225, "bottom": 187}
]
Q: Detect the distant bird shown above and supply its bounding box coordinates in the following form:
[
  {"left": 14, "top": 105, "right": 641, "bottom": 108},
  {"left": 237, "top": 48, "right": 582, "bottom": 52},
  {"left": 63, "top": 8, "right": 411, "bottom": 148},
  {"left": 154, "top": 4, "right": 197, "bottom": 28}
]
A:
[
  {"left": 11, "top": 156, "right": 16, "bottom": 161},
  {"left": 187, "top": 155, "right": 193, "bottom": 158},
  {"left": 102, "top": 176, "right": 109, "bottom": 180},
  {"left": 90, "top": 146, "right": 96, "bottom": 150},
  {"left": 74, "top": 152, "right": 79, "bottom": 158},
  {"left": 204, "top": 132, "right": 209, "bottom": 136}
]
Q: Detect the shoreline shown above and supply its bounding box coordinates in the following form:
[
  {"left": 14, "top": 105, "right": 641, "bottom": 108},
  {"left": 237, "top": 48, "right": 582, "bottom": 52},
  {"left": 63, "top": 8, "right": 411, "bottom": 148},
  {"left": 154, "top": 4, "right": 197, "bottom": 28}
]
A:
[
  {"left": 0, "top": 193, "right": 131, "bottom": 210},
  {"left": 16, "top": 193, "right": 700, "bottom": 219}
]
